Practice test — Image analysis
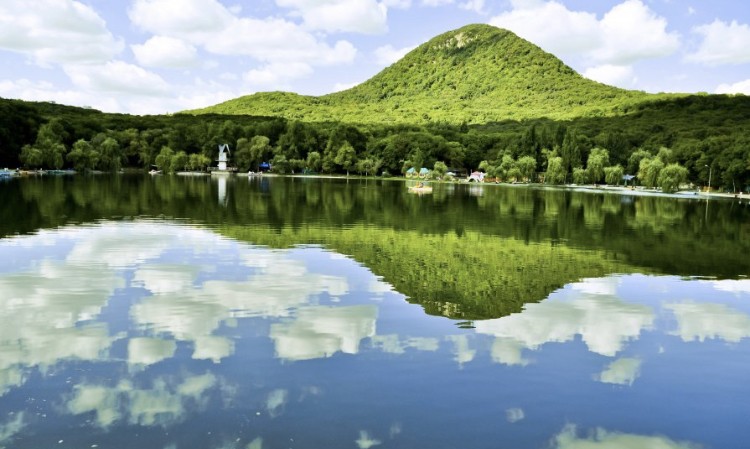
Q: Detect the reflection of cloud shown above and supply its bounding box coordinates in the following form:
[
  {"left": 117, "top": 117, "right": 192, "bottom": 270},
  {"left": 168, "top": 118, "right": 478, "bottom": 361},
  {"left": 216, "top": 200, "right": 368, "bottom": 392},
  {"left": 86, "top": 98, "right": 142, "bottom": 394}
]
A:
[
  {"left": 596, "top": 358, "right": 641, "bottom": 386},
  {"left": 476, "top": 279, "right": 653, "bottom": 358},
  {"left": 446, "top": 335, "right": 476, "bottom": 366},
  {"left": 0, "top": 412, "right": 25, "bottom": 445},
  {"left": 133, "top": 264, "right": 198, "bottom": 294},
  {"left": 356, "top": 430, "right": 382, "bottom": 449},
  {"left": 68, "top": 373, "right": 218, "bottom": 428},
  {"left": 506, "top": 408, "right": 525, "bottom": 423},
  {"left": 490, "top": 339, "right": 530, "bottom": 366},
  {"left": 132, "top": 251, "right": 350, "bottom": 364},
  {"left": 270, "top": 305, "right": 377, "bottom": 361},
  {"left": 193, "top": 335, "right": 234, "bottom": 363},
  {"left": 0, "top": 367, "right": 24, "bottom": 396},
  {"left": 552, "top": 424, "right": 700, "bottom": 449},
  {"left": 703, "top": 279, "right": 750, "bottom": 294},
  {"left": 666, "top": 302, "right": 750, "bottom": 343},
  {"left": 128, "top": 337, "right": 177, "bottom": 366},
  {"left": 266, "top": 389, "right": 288, "bottom": 418},
  {"left": 371, "top": 335, "right": 439, "bottom": 354}
]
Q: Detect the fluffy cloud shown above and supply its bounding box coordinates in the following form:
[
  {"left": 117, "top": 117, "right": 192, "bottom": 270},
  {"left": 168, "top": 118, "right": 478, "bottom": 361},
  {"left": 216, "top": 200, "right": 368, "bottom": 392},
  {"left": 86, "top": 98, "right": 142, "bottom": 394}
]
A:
[
  {"left": 374, "top": 44, "right": 416, "bottom": 65},
  {"left": 131, "top": 36, "right": 199, "bottom": 68},
  {"left": 687, "top": 20, "right": 750, "bottom": 65},
  {"left": 128, "top": 0, "right": 232, "bottom": 35},
  {"left": 490, "top": 0, "right": 680, "bottom": 65},
  {"left": 244, "top": 62, "right": 313, "bottom": 87},
  {"left": 64, "top": 61, "right": 170, "bottom": 97},
  {"left": 129, "top": 0, "right": 356, "bottom": 66},
  {"left": 0, "top": 0, "right": 122, "bottom": 65},
  {"left": 276, "top": 0, "right": 388, "bottom": 34},
  {"left": 583, "top": 64, "right": 637, "bottom": 87}
]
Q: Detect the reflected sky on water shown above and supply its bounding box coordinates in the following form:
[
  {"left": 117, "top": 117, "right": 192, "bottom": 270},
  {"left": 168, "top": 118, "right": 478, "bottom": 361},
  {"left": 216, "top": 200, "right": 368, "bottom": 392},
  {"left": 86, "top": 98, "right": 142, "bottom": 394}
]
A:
[{"left": 1, "top": 221, "right": 749, "bottom": 449}]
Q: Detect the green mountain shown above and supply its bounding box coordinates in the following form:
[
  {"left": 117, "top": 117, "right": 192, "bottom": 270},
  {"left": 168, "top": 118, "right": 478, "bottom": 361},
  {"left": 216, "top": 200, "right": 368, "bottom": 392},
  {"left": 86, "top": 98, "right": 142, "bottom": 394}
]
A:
[{"left": 189, "top": 24, "right": 654, "bottom": 124}]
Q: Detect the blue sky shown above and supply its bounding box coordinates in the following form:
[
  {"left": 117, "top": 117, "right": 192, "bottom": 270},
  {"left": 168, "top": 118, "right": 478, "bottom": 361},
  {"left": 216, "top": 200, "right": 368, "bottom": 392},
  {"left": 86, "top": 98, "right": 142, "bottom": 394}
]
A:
[{"left": 0, "top": 0, "right": 749, "bottom": 115}]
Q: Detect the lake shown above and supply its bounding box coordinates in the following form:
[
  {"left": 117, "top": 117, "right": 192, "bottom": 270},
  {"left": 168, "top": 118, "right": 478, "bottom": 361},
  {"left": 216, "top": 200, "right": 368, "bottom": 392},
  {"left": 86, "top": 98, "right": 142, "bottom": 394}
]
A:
[{"left": 1, "top": 174, "right": 749, "bottom": 449}]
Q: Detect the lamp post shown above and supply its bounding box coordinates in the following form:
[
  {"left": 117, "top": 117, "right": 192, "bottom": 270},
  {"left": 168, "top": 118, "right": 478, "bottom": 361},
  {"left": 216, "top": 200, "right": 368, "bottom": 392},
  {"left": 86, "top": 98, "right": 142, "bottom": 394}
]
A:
[{"left": 705, "top": 164, "right": 712, "bottom": 193}]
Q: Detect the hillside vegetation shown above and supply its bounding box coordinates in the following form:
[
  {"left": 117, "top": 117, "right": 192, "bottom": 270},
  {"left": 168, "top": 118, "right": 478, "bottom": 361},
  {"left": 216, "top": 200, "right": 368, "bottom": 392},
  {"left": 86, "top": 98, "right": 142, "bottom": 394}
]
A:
[{"left": 189, "top": 24, "right": 653, "bottom": 123}]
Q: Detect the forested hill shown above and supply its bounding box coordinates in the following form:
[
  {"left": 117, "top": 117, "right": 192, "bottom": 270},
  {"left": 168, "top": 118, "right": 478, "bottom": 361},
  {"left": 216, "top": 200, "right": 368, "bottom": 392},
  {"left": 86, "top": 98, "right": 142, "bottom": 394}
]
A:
[{"left": 188, "top": 24, "right": 653, "bottom": 123}]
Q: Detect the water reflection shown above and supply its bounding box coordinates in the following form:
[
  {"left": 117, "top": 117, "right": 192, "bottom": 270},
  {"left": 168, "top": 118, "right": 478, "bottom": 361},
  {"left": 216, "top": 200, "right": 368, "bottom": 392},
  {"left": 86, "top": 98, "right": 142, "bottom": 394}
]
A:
[{"left": 1, "top": 221, "right": 749, "bottom": 448}]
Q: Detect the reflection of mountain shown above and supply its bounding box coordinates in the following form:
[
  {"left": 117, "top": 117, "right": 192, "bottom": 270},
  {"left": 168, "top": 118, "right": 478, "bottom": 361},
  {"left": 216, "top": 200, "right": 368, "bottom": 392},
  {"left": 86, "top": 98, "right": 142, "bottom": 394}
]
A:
[
  {"left": 225, "top": 224, "right": 633, "bottom": 320},
  {"left": 5, "top": 176, "right": 750, "bottom": 318}
]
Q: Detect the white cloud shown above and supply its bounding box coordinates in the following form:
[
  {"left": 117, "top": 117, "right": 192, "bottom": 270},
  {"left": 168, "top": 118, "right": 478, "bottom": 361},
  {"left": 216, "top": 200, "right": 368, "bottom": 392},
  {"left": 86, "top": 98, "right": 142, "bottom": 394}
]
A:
[
  {"left": 687, "top": 20, "right": 750, "bottom": 65},
  {"left": 131, "top": 36, "right": 199, "bottom": 68},
  {"left": 490, "top": 1, "right": 600, "bottom": 55},
  {"left": 489, "top": 0, "right": 680, "bottom": 65},
  {"left": 552, "top": 424, "right": 700, "bottom": 449},
  {"left": 459, "top": 0, "right": 485, "bottom": 13},
  {"left": 596, "top": 357, "right": 642, "bottom": 386},
  {"left": 374, "top": 44, "right": 416, "bottom": 65},
  {"left": 583, "top": 64, "right": 637, "bottom": 87},
  {"left": 128, "top": 0, "right": 232, "bottom": 35},
  {"left": 422, "top": 0, "right": 454, "bottom": 6},
  {"left": 702, "top": 279, "right": 750, "bottom": 293},
  {"left": 0, "top": 0, "right": 122, "bottom": 65},
  {"left": 0, "top": 78, "right": 120, "bottom": 112},
  {"left": 276, "top": 0, "right": 388, "bottom": 34},
  {"left": 64, "top": 61, "right": 171, "bottom": 97},
  {"left": 666, "top": 302, "right": 750, "bottom": 343},
  {"left": 383, "top": 0, "right": 412, "bottom": 7},
  {"left": 129, "top": 0, "right": 356, "bottom": 67},
  {"left": 244, "top": 62, "right": 313, "bottom": 87}
]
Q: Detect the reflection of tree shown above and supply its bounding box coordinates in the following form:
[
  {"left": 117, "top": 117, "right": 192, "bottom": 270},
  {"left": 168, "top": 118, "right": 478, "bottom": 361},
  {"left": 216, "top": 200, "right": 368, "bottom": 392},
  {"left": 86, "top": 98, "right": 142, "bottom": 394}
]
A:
[{"left": 2, "top": 176, "right": 749, "bottom": 302}]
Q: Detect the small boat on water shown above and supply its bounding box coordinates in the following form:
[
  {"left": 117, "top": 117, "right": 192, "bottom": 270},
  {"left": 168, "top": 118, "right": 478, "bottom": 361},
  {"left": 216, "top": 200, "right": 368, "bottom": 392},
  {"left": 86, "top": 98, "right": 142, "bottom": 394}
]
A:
[
  {"left": 408, "top": 182, "right": 433, "bottom": 194},
  {"left": 149, "top": 169, "right": 162, "bottom": 175}
]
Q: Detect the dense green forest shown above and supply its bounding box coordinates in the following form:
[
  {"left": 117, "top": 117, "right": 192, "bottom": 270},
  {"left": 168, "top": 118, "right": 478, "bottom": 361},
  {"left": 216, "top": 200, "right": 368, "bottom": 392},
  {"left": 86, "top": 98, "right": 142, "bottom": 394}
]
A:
[
  {"left": 189, "top": 24, "right": 651, "bottom": 123},
  {"left": 2, "top": 24, "right": 750, "bottom": 191}
]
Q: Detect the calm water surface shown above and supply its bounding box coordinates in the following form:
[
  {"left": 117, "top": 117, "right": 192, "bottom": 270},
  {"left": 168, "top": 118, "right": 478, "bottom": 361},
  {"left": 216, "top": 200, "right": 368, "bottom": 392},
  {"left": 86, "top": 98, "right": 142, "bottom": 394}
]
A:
[{"left": 1, "top": 175, "right": 749, "bottom": 449}]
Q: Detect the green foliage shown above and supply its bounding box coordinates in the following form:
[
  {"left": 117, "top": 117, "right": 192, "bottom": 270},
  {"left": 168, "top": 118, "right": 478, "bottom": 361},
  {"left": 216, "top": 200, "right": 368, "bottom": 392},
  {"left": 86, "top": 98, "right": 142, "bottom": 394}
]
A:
[
  {"left": 171, "top": 151, "right": 188, "bottom": 172},
  {"left": 433, "top": 161, "right": 448, "bottom": 178},
  {"left": 189, "top": 24, "right": 648, "bottom": 124},
  {"left": 545, "top": 156, "right": 566, "bottom": 184},
  {"left": 155, "top": 146, "right": 174, "bottom": 172},
  {"left": 586, "top": 147, "right": 609, "bottom": 184},
  {"left": 638, "top": 156, "right": 664, "bottom": 188},
  {"left": 658, "top": 163, "right": 688, "bottom": 193},
  {"left": 572, "top": 167, "right": 587, "bottom": 184},
  {"left": 334, "top": 141, "right": 357, "bottom": 176},
  {"left": 188, "top": 153, "right": 211, "bottom": 171},
  {"left": 516, "top": 156, "right": 537, "bottom": 182},
  {"left": 67, "top": 139, "right": 98, "bottom": 171},
  {"left": 604, "top": 165, "right": 624, "bottom": 186}
]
